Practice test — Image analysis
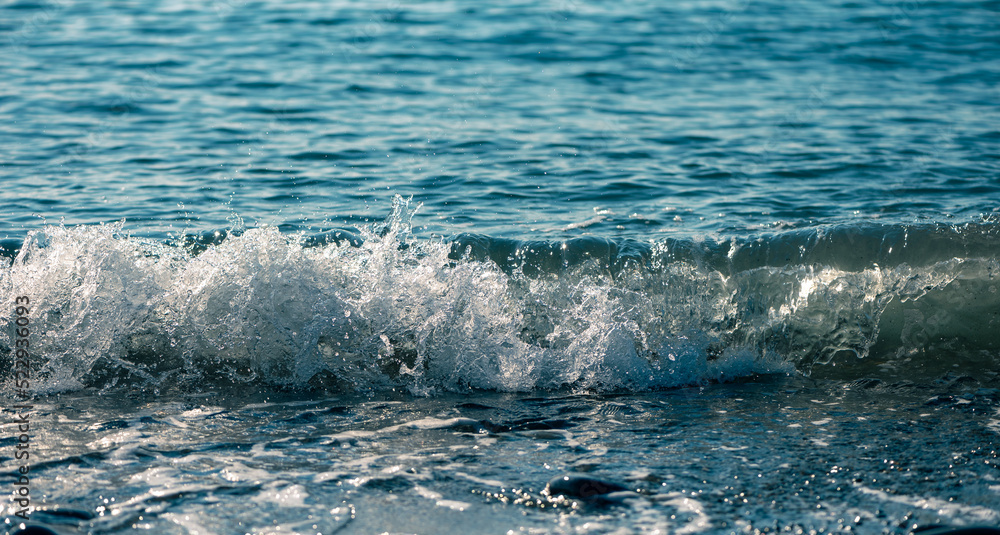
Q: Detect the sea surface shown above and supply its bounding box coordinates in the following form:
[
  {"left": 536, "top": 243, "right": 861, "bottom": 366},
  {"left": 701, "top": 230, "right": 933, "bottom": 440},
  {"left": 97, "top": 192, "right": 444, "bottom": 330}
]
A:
[{"left": 2, "top": 0, "right": 1000, "bottom": 533}]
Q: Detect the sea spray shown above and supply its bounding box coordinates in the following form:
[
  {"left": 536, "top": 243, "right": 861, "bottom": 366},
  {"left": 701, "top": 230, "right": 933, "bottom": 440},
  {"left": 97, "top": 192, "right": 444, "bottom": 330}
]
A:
[{"left": 2, "top": 200, "right": 998, "bottom": 396}]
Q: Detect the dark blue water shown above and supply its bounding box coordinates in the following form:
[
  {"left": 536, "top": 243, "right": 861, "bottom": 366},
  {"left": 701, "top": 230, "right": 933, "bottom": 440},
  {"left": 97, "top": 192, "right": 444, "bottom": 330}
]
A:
[{"left": 2, "top": 1, "right": 1000, "bottom": 533}]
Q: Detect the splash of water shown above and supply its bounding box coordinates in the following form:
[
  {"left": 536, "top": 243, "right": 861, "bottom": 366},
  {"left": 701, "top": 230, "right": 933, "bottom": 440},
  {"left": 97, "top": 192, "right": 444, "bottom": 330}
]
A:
[{"left": 2, "top": 199, "right": 999, "bottom": 396}]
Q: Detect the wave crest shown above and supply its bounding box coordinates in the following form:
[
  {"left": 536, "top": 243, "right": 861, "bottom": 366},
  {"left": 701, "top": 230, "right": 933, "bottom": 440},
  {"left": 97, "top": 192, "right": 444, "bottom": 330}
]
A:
[{"left": 2, "top": 199, "right": 998, "bottom": 395}]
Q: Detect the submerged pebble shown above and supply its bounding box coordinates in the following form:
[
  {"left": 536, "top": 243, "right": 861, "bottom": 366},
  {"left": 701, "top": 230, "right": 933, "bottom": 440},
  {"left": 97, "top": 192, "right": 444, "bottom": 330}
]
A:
[{"left": 544, "top": 473, "right": 630, "bottom": 500}]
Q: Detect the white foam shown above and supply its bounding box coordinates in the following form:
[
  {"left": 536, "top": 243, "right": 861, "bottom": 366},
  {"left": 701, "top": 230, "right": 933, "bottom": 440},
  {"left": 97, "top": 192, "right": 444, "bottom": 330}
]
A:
[{"left": 3, "top": 200, "right": 996, "bottom": 396}]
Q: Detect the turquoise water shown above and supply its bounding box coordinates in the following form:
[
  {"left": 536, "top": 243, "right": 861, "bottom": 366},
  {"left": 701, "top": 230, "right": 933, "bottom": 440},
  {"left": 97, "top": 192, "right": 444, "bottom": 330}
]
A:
[{"left": 2, "top": 0, "right": 1000, "bottom": 533}]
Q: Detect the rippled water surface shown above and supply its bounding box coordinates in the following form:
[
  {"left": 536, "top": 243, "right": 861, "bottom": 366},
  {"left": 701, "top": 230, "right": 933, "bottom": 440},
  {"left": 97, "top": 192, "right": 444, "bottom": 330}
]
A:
[
  {"left": 2, "top": 0, "right": 1000, "bottom": 533},
  {"left": 3, "top": 0, "right": 999, "bottom": 238}
]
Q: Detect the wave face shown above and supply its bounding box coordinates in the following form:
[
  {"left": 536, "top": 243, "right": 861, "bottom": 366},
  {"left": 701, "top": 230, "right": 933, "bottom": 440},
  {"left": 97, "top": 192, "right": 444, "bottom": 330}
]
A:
[{"left": 2, "top": 198, "right": 999, "bottom": 396}]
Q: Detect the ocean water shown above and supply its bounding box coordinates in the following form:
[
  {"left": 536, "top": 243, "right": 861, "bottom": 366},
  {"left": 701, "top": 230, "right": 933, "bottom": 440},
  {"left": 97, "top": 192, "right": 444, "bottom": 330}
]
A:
[{"left": 2, "top": 0, "right": 1000, "bottom": 533}]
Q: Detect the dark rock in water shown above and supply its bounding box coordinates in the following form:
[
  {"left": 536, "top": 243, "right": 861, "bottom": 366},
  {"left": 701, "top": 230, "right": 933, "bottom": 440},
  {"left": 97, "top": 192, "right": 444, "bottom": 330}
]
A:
[
  {"left": 925, "top": 395, "right": 956, "bottom": 406},
  {"left": 545, "top": 473, "right": 629, "bottom": 499},
  {"left": 13, "top": 526, "right": 60, "bottom": 535},
  {"left": 590, "top": 490, "right": 640, "bottom": 506}
]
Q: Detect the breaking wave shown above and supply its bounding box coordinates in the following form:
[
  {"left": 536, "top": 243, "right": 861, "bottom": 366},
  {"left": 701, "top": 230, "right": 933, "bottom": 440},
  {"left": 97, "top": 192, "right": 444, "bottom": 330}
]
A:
[{"left": 2, "top": 197, "right": 999, "bottom": 396}]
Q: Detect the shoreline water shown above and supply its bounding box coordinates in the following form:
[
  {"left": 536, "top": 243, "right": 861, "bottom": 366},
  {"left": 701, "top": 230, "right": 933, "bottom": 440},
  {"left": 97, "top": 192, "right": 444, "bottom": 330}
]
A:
[{"left": 4, "top": 374, "right": 1000, "bottom": 534}]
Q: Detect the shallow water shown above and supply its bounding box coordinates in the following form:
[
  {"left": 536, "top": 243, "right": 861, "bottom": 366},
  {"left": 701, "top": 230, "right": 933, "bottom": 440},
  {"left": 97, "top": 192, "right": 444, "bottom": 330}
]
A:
[
  {"left": 2, "top": 0, "right": 1000, "bottom": 533},
  {"left": 11, "top": 377, "right": 1000, "bottom": 534}
]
